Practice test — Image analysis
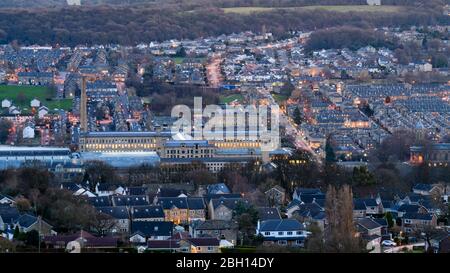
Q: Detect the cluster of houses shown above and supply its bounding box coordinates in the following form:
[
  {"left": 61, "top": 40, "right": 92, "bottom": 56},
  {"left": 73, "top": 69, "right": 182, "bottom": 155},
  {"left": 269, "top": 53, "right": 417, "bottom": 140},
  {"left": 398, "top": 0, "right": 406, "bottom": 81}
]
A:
[
  {"left": 152, "top": 57, "right": 206, "bottom": 85},
  {"left": 15, "top": 182, "right": 305, "bottom": 253},
  {"left": 1, "top": 97, "right": 49, "bottom": 118},
  {"left": 282, "top": 182, "right": 450, "bottom": 253},
  {"left": 0, "top": 194, "right": 56, "bottom": 240},
  {"left": 348, "top": 83, "right": 450, "bottom": 140},
  {"left": 0, "top": 46, "right": 66, "bottom": 84},
  {"left": 0, "top": 26, "right": 447, "bottom": 156},
  {"left": 1, "top": 178, "right": 449, "bottom": 253},
  {"left": 286, "top": 184, "right": 449, "bottom": 252}
]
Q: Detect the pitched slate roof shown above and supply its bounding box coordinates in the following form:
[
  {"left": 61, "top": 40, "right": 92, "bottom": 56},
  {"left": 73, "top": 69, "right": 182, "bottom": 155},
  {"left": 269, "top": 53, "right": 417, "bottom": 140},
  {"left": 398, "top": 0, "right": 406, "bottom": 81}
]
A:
[
  {"left": 286, "top": 199, "right": 302, "bottom": 210},
  {"left": 203, "top": 193, "right": 241, "bottom": 203},
  {"left": 211, "top": 197, "right": 247, "bottom": 210},
  {"left": 207, "top": 183, "right": 231, "bottom": 194},
  {"left": 44, "top": 231, "right": 118, "bottom": 247},
  {"left": 0, "top": 206, "right": 20, "bottom": 224},
  {"left": 170, "top": 231, "right": 190, "bottom": 240},
  {"left": 265, "top": 185, "right": 286, "bottom": 194},
  {"left": 381, "top": 200, "right": 394, "bottom": 210},
  {"left": 186, "top": 238, "right": 220, "bottom": 247},
  {"left": 187, "top": 198, "right": 206, "bottom": 210},
  {"left": 131, "top": 205, "right": 165, "bottom": 219},
  {"left": 353, "top": 199, "right": 367, "bottom": 211},
  {"left": 44, "top": 231, "right": 96, "bottom": 245},
  {"left": 15, "top": 214, "right": 38, "bottom": 228},
  {"left": 373, "top": 218, "right": 388, "bottom": 227},
  {"left": 60, "top": 182, "right": 83, "bottom": 192},
  {"left": 112, "top": 195, "right": 149, "bottom": 207},
  {"left": 353, "top": 198, "right": 380, "bottom": 210},
  {"left": 259, "top": 219, "right": 305, "bottom": 232},
  {"left": 157, "top": 188, "right": 187, "bottom": 198},
  {"left": 300, "top": 194, "right": 326, "bottom": 204},
  {"left": 158, "top": 197, "right": 188, "bottom": 210},
  {"left": 419, "top": 199, "right": 438, "bottom": 211},
  {"left": 356, "top": 218, "right": 382, "bottom": 231},
  {"left": 147, "top": 240, "right": 180, "bottom": 249},
  {"left": 313, "top": 199, "right": 326, "bottom": 209},
  {"left": 407, "top": 194, "right": 426, "bottom": 203},
  {"left": 97, "top": 206, "right": 129, "bottom": 219},
  {"left": 83, "top": 236, "right": 119, "bottom": 247},
  {"left": 292, "top": 203, "right": 323, "bottom": 219},
  {"left": 413, "top": 183, "right": 434, "bottom": 192},
  {"left": 312, "top": 211, "right": 326, "bottom": 220},
  {"left": 359, "top": 198, "right": 378, "bottom": 207},
  {"left": 0, "top": 194, "right": 14, "bottom": 203},
  {"left": 131, "top": 221, "right": 173, "bottom": 237},
  {"left": 89, "top": 196, "right": 112, "bottom": 207},
  {"left": 295, "top": 187, "right": 322, "bottom": 196},
  {"left": 195, "top": 220, "right": 237, "bottom": 230},
  {"left": 403, "top": 212, "right": 434, "bottom": 221},
  {"left": 257, "top": 207, "right": 281, "bottom": 221},
  {"left": 398, "top": 204, "right": 425, "bottom": 213}
]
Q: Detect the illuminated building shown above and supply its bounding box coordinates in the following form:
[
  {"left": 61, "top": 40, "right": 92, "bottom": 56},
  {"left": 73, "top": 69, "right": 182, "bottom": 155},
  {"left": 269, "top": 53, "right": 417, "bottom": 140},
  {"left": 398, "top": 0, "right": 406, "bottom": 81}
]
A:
[
  {"left": 79, "top": 131, "right": 172, "bottom": 152},
  {"left": 410, "top": 143, "right": 450, "bottom": 166}
]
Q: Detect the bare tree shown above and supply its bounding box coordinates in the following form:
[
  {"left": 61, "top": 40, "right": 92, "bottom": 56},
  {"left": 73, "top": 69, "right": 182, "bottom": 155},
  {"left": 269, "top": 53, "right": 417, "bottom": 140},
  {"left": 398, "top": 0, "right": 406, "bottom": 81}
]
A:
[
  {"left": 325, "top": 185, "right": 363, "bottom": 253},
  {"left": 90, "top": 212, "right": 115, "bottom": 236},
  {"left": 305, "top": 222, "right": 325, "bottom": 252}
]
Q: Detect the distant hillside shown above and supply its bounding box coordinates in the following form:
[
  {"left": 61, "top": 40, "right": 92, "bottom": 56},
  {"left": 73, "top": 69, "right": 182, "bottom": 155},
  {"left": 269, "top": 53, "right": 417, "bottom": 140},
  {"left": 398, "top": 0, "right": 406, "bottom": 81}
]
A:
[
  {"left": 0, "top": 0, "right": 56, "bottom": 8},
  {"left": 0, "top": 0, "right": 157, "bottom": 8},
  {"left": 0, "top": 3, "right": 447, "bottom": 46},
  {"left": 0, "top": 0, "right": 446, "bottom": 46},
  {"left": 0, "top": 0, "right": 446, "bottom": 9}
]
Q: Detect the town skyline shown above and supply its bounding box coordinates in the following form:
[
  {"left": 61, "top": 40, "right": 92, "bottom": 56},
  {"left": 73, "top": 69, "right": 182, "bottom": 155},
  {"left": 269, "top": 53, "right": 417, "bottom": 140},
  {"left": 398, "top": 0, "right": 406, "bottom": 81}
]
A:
[{"left": 0, "top": 0, "right": 449, "bottom": 256}]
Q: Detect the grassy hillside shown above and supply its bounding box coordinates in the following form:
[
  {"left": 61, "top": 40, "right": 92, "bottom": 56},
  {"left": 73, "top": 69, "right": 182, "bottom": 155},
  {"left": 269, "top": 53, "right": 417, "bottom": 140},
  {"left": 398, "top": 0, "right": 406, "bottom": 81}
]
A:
[{"left": 223, "top": 5, "right": 404, "bottom": 14}]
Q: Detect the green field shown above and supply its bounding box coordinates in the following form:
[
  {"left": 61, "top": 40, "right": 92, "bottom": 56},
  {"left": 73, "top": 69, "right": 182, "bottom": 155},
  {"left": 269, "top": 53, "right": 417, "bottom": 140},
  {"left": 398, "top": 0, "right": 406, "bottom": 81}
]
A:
[
  {"left": 173, "top": 57, "right": 185, "bottom": 65},
  {"left": 220, "top": 94, "right": 245, "bottom": 104},
  {"left": 172, "top": 57, "right": 206, "bottom": 65},
  {"left": 223, "top": 5, "right": 403, "bottom": 14},
  {"left": 0, "top": 85, "right": 72, "bottom": 113},
  {"left": 272, "top": 93, "right": 289, "bottom": 104}
]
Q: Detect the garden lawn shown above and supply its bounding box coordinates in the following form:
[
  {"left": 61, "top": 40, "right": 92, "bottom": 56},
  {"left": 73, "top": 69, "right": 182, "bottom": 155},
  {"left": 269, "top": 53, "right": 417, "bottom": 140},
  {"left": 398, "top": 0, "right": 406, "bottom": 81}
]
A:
[{"left": 0, "top": 85, "right": 72, "bottom": 113}]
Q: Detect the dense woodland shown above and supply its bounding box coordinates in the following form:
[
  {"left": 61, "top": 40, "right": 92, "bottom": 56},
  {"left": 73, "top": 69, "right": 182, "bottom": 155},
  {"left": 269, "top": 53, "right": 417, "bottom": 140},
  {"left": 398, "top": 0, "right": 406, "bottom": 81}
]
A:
[
  {"left": 304, "top": 27, "right": 399, "bottom": 52},
  {"left": 0, "top": 0, "right": 447, "bottom": 46}
]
